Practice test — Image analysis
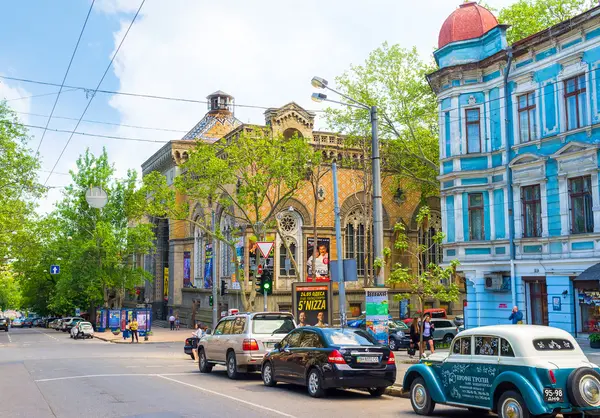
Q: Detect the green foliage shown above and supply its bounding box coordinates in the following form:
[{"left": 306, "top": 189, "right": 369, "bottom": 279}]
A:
[
  {"left": 387, "top": 206, "right": 460, "bottom": 316},
  {"left": 326, "top": 43, "right": 439, "bottom": 197},
  {"left": 0, "top": 268, "right": 21, "bottom": 310},
  {"left": 492, "top": 0, "right": 595, "bottom": 44},
  {"left": 589, "top": 333, "right": 600, "bottom": 342}
]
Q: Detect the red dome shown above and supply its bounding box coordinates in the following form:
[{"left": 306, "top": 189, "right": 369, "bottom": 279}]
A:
[{"left": 438, "top": 2, "right": 499, "bottom": 49}]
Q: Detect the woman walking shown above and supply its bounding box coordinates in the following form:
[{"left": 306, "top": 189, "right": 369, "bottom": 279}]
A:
[
  {"left": 421, "top": 315, "right": 435, "bottom": 356},
  {"left": 409, "top": 318, "right": 420, "bottom": 359}
]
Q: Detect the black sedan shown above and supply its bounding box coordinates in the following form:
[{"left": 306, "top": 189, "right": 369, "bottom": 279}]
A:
[
  {"left": 261, "top": 327, "right": 396, "bottom": 398},
  {"left": 184, "top": 336, "right": 199, "bottom": 358}
]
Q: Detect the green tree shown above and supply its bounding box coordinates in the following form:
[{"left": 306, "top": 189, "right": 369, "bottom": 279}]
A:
[
  {"left": 386, "top": 206, "right": 460, "bottom": 354},
  {"left": 143, "top": 128, "right": 317, "bottom": 311},
  {"left": 493, "top": 0, "right": 594, "bottom": 44},
  {"left": 0, "top": 267, "right": 22, "bottom": 311}
]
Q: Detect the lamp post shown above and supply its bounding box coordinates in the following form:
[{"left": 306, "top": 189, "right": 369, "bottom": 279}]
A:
[{"left": 311, "top": 76, "right": 385, "bottom": 288}]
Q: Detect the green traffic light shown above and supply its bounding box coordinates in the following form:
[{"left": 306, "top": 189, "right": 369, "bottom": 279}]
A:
[{"left": 264, "top": 283, "right": 270, "bottom": 289}]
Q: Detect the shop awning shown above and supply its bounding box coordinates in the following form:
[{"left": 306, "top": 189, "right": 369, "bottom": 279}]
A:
[{"left": 574, "top": 263, "right": 600, "bottom": 282}]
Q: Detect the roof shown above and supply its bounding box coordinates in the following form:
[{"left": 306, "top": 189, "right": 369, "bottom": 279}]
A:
[
  {"left": 206, "top": 90, "right": 233, "bottom": 99},
  {"left": 575, "top": 262, "right": 600, "bottom": 282},
  {"left": 438, "top": 1, "right": 498, "bottom": 49},
  {"left": 458, "top": 324, "right": 573, "bottom": 340}
]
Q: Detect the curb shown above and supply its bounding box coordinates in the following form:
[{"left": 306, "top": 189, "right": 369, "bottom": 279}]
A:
[{"left": 385, "top": 385, "right": 408, "bottom": 398}]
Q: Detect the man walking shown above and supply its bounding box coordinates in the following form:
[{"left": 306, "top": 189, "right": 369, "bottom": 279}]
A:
[
  {"left": 129, "top": 316, "right": 139, "bottom": 343},
  {"left": 509, "top": 306, "right": 523, "bottom": 324},
  {"left": 169, "top": 314, "right": 175, "bottom": 330}
]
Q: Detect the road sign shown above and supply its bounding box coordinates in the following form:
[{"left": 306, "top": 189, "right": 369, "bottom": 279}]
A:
[
  {"left": 257, "top": 242, "right": 274, "bottom": 258},
  {"left": 50, "top": 265, "right": 60, "bottom": 274},
  {"left": 85, "top": 186, "right": 108, "bottom": 209},
  {"left": 75, "top": 308, "right": 80, "bottom": 316}
]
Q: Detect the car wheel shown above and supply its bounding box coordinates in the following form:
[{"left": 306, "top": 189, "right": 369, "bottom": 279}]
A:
[
  {"left": 567, "top": 367, "right": 600, "bottom": 408},
  {"left": 226, "top": 352, "right": 238, "bottom": 379},
  {"left": 368, "top": 387, "right": 386, "bottom": 397},
  {"left": 443, "top": 334, "right": 454, "bottom": 344},
  {"left": 198, "top": 349, "right": 212, "bottom": 373},
  {"left": 262, "top": 362, "right": 277, "bottom": 387},
  {"left": 498, "top": 390, "right": 530, "bottom": 418},
  {"left": 410, "top": 377, "right": 435, "bottom": 416},
  {"left": 389, "top": 337, "right": 397, "bottom": 351},
  {"left": 307, "top": 368, "right": 325, "bottom": 398}
]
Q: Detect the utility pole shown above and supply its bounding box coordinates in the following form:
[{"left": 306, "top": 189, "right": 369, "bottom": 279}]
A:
[
  {"left": 332, "top": 161, "right": 346, "bottom": 326},
  {"left": 370, "top": 105, "right": 384, "bottom": 287},
  {"left": 211, "top": 210, "right": 218, "bottom": 327}
]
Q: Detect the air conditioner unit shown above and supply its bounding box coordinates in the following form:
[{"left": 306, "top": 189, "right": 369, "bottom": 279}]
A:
[{"left": 484, "top": 273, "right": 505, "bottom": 291}]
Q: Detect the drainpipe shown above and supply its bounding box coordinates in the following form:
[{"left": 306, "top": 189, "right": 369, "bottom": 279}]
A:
[{"left": 504, "top": 47, "right": 517, "bottom": 309}]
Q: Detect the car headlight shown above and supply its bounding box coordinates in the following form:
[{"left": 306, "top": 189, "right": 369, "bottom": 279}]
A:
[{"left": 581, "top": 376, "right": 600, "bottom": 405}]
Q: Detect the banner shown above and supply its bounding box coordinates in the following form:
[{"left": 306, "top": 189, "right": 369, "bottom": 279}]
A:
[
  {"left": 365, "top": 288, "right": 389, "bottom": 345},
  {"left": 183, "top": 251, "right": 191, "bottom": 287},
  {"left": 163, "top": 267, "right": 169, "bottom": 298},
  {"left": 137, "top": 310, "right": 148, "bottom": 332},
  {"left": 232, "top": 237, "right": 243, "bottom": 290},
  {"left": 292, "top": 282, "right": 333, "bottom": 327},
  {"left": 108, "top": 310, "right": 120, "bottom": 330},
  {"left": 306, "top": 237, "right": 330, "bottom": 282},
  {"left": 204, "top": 243, "right": 213, "bottom": 289}
]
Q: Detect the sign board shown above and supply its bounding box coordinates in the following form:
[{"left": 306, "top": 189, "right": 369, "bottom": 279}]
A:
[
  {"left": 292, "top": 281, "right": 333, "bottom": 328},
  {"left": 50, "top": 265, "right": 60, "bottom": 274},
  {"left": 75, "top": 308, "right": 80, "bottom": 316},
  {"left": 163, "top": 267, "right": 169, "bottom": 298},
  {"left": 329, "top": 259, "right": 358, "bottom": 282},
  {"left": 257, "top": 242, "right": 274, "bottom": 258},
  {"left": 365, "top": 288, "right": 389, "bottom": 345},
  {"left": 183, "top": 251, "right": 191, "bottom": 287},
  {"left": 203, "top": 243, "right": 213, "bottom": 289},
  {"left": 499, "top": 303, "right": 508, "bottom": 309},
  {"left": 306, "top": 237, "right": 330, "bottom": 281},
  {"left": 552, "top": 296, "right": 561, "bottom": 311}
]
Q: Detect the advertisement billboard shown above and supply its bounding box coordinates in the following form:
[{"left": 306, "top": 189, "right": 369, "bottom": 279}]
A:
[
  {"left": 306, "top": 237, "right": 330, "bottom": 282},
  {"left": 108, "top": 310, "right": 120, "bottom": 330},
  {"left": 292, "top": 281, "right": 333, "bottom": 327},
  {"left": 183, "top": 251, "right": 191, "bottom": 287},
  {"left": 203, "top": 243, "right": 213, "bottom": 289},
  {"left": 365, "top": 288, "right": 389, "bottom": 345}
]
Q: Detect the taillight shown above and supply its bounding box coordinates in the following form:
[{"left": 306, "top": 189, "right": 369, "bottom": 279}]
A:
[
  {"left": 549, "top": 369, "right": 556, "bottom": 384},
  {"left": 387, "top": 351, "right": 396, "bottom": 365},
  {"left": 242, "top": 339, "right": 259, "bottom": 351},
  {"left": 328, "top": 349, "right": 346, "bottom": 364}
]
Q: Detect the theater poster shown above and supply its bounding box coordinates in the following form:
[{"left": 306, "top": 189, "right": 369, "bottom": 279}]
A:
[
  {"left": 292, "top": 281, "right": 333, "bottom": 327},
  {"left": 306, "top": 237, "right": 330, "bottom": 282}
]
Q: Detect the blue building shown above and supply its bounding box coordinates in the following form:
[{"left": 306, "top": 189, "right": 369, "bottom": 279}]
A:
[{"left": 430, "top": 2, "right": 600, "bottom": 334}]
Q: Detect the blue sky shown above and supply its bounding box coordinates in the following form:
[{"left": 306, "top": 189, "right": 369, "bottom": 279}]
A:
[{"left": 0, "top": 0, "right": 518, "bottom": 213}]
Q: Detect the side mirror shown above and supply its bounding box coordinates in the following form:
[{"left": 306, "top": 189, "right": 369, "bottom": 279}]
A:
[
  {"left": 206, "top": 329, "right": 212, "bottom": 335},
  {"left": 274, "top": 342, "right": 281, "bottom": 350}
]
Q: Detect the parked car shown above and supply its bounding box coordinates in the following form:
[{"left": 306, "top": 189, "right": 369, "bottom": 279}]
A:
[
  {"left": 22, "top": 318, "right": 33, "bottom": 328},
  {"left": 349, "top": 318, "right": 411, "bottom": 351},
  {"left": 261, "top": 327, "right": 396, "bottom": 398},
  {"left": 61, "top": 317, "right": 83, "bottom": 332},
  {"left": 71, "top": 322, "right": 94, "bottom": 339},
  {"left": 404, "top": 325, "right": 600, "bottom": 418},
  {"left": 0, "top": 315, "right": 8, "bottom": 332},
  {"left": 52, "top": 319, "right": 64, "bottom": 330},
  {"left": 11, "top": 318, "right": 22, "bottom": 328},
  {"left": 198, "top": 312, "right": 297, "bottom": 379},
  {"left": 184, "top": 337, "right": 199, "bottom": 358},
  {"left": 453, "top": 315, "right": 464, "bottom": 326},
  {"left": 32, "top": 318, "right": 44, "bottom": 327},
  {"left": 429, "top": 318, "right": 460, "bottom": 344},
  {"left": 403, "top": 309, "right": 448, "bottom": 325}
]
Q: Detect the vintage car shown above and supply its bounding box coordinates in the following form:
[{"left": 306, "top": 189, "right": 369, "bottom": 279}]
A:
[{"left": 403, "top": 325, "right": 600, "bottom": 418}]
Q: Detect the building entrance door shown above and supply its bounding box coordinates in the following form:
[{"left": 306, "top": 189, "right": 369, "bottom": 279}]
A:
[{"left": 529, "top": 280, "right": 548, "bottom": 325}]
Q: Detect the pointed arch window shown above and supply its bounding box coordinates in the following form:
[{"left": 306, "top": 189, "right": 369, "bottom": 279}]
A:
[
  {"left": 418, "top": 210, "right": 442, "bottom": 276},
  {"left": 344, "top": 208, "right": 367, "bottom": 276},
  {"left": 277, "top": 211, "right": 302, "bottom": 277}
]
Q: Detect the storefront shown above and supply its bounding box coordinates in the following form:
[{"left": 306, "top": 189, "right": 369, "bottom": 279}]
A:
[{"left": 577, "top": 287, "right": 600, "bottom": 333}]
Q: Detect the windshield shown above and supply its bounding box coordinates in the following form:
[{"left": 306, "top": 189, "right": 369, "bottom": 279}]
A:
[
  {"left": 322, "top": 329, "right": 378, "bottom": 346},
  {"left": 251, "top": 315, "right": 295, "bottom": 334}
]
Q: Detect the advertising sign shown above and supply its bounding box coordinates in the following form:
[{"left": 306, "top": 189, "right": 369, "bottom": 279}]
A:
[
  {"left": 183, "top": 251, "right": 191, "bottom": 287},
  {"left": 306, "top": 237, "right": 330, "bottom": 282},
  {"left": 108, "top": 310, "right": 120, "bottom": 330},
  {"left": 204, "top": 243, "right": 213, "bottom": 289},
  {"left": 365, "top": 288, "right": 389, "bottom": 345},
  {"left": 137, "top": 310, "right": 149, "bottom": 333},
  {"left": 552, "top": 296, "right": 561, "bottom": 311},
  {"left": 232, "top": 237, "right": 243, "bottom": 290},
  {"left": 163, "top": 267, "right": 169, "bottom": 298},
  {"left": 292, "top": 281, "right": 333, "bottom": 327}
]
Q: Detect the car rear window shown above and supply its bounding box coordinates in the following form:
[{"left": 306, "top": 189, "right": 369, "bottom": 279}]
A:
[
  {"left": 533, "top": 338, "right": 574, "bottom": 351},
  {"left": 431, "top": 311, "right": 446, "bottom": 318},
  {"left": 322, "top": 329, "right": 378, "bottom": 346},
  {"left": 251, "top": 315, "right": 295, "bottom": 335}
]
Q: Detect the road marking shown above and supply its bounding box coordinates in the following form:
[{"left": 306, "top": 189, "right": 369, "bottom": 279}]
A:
[
  {"left": 156, "top": 375, "right": 297, "bottom": 418},
  {"left": 125, "top": 366, "right": 140, "bottom": 369},
  {"left": 36, "top": 330, "right": 60, "bottom": 342},
  {"left": 7, "top": 333, "right": 12, "bottom": 343},
  {"left": 35, "top": 373, "right": 152, "bottom": 382}
]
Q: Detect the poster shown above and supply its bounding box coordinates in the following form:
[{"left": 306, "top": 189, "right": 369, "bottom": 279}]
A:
[
  {"left": 306, "top": 237, "right": 330, "bottom": 282},
  {"left": 232, "top": 237, "right": 243, "bottom": 290},
  {"left": 137, "top": 311, "right": 148, "bottom": 332},
  {"left": 292, "top": 282, "right": 333, "bottom": 327},
  {"left": 183, "top": 251, "right": 191, "bottom": 287},
  {"left": 204, "top": 243, "right": 213, "bottom": 289},
  {"left": 163, "top": 267, "right": 169, "bottom": 298},
  {"left": 108, "top": 310, "right": 120, "bottom": 330},
  {"left": 365, "top": 288, "right": 389, "bottom": 345}
]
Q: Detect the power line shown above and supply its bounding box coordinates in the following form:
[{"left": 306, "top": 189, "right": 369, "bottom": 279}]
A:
[
  {"left": 43, "top": 0, "right": 147, "bottom": 186},
  {"left": 5, "top": 88, "right": 79, "bottom": 102},
  {"left": 36, "top": 0, "right": 96, "bottom": 154}
]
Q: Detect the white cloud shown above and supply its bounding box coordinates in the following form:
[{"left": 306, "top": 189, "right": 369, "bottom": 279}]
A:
[{"left": 0, "top": 81, "right": 31, "bottom": 125}]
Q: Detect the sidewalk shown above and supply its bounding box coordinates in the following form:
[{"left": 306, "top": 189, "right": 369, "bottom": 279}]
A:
[
  {"left": 385, "top": 348, "right": 449, "bottom": 397},
  {"left": 93, "top": 327, "right": 190, "bottom": 344}
]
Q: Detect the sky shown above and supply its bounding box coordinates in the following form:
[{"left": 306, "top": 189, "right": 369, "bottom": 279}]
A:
[{"left": 0, "top": 0, "right": 519, "bottom": 214}]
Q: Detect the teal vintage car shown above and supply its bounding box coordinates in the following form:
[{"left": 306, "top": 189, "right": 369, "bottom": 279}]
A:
[{"left": 403, "top": 325, "right": 600, "bottom": 418}]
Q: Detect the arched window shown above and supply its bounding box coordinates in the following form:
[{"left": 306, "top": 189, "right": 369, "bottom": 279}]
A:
[
  {"left": 220, "top": 214, "right": 235, "bottom": 278},
  {"left": 283, "top": 128, "right": 303, "bottom": 140},
  {"left": 418, "top": 210, "right": 443, "bottom": 275},
  {"left": 277, "top": 211, "right": 302, "bottom": 277},
  {"left": 344, "top": 208, "right": 367, "bottom": 276}
]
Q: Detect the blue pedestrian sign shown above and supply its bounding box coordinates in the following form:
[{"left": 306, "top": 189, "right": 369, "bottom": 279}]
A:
[{"left": 50, "top": 265, "right": 60, "bottom": 275}]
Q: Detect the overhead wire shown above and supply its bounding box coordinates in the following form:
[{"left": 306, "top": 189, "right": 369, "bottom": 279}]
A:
[
  {"left": 43, "top": 0, "right": 147, "bottom": 187},
  {"left": 35, "top": 0, "right": 96, "bottom": 154}
]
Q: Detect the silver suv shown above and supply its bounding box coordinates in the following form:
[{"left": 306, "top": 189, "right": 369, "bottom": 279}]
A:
[
  {"left": 198, "top": 312, "right": 296, "bottom": 379},
  {"left": 430, "top": 318, "right": 460, "bottom": 343}
]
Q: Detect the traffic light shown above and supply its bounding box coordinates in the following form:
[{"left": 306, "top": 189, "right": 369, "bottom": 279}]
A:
[
  {"left": 261, "top": 270, "right": 273, "bottom": 296},
  {"left": 209, "top": 295, "right": 213, "bottom": 307},
  {"left": 255, "top": 274, "right": 262, "bottom": 293},
  {"left": 220, "top": 279, "right": 228, "bottom": 296}
]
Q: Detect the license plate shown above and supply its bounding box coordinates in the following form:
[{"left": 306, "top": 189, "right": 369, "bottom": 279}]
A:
[
  {"left": 543, "top": 388, "right": 564, "bottom": 403},
  {"left": 357, "top": 356, "right": 380, "bottom": 363},
  {"left": 264, "top": 342, "right": 275, "bottom": 348}
]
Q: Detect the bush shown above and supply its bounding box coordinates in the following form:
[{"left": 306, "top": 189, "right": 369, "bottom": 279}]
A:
[{"left": 589, "top": 333, "right": 600, "bottom": 343}]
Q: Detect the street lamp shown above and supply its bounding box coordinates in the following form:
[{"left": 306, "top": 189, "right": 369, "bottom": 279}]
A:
[{"left": 310, "top": 76, "right": 385, "bottom": 289}]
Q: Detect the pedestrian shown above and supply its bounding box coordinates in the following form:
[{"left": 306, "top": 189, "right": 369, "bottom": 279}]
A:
[
  {"left": 194, "top": 323, "right": 205, "bottom": 339},
  {"left": 123, "top": 320, "right": 129, "bottom": 340},
  {"left": 509, "top": 306, "right": 523, "bottom": 324},
  {"left": 169, "top": 314, "right": 175, "bottom": 331},
  {"left": 129, "top": 316, "right": 139, "bottom": 343},
  {"left": 175, "top": 315, "right": 180, "bottom": 331},
  {"left": 409, "top": 317, "right": 420, "bottom": 359},
  {"left": 421, "top": 315, "right": 435, "bottom": 356}
]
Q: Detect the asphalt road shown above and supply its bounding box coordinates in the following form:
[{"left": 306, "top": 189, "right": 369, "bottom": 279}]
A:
[{"left": 0, "top": 327, "right": 498, "bottom": 417}]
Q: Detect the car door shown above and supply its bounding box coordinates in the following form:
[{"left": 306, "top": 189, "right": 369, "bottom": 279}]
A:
[
  {"left": 441, "top": 336, "right": 472, "bottom": 404},
  {"left": 271, "top": 330, "right": 302, "bottom": 381},
  {"left": 468, "top": 335, "right": 500, "bottom": 408},
  {"left": 290, "top": 330, "right": 323, "bottom": 383},
  {"left": 206, "top": 320, "right": 227, "bottom": 361},
  {"left": 215, "top": 319, "right": 234, "bottom": 363}
]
